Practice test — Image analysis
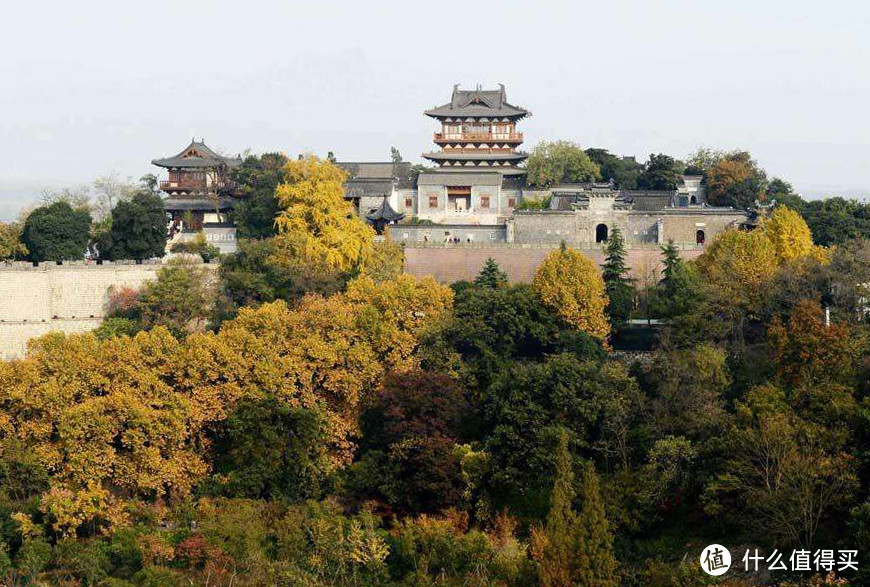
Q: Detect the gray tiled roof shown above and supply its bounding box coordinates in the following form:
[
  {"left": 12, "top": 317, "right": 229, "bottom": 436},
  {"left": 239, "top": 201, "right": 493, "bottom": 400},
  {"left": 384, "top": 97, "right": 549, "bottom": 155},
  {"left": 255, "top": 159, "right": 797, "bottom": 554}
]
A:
[
  {"left": 622, "top": 191, "right": 675, "bottom": 211},
  {"left": 425, "top": 84, "right": 530, "bottom": 119},
  {"left": 344, "top": 180, "right": 394, "bottom": 199},
  {"left": 163, "top": 196, "right": 237, "bottom": 211},
  {"left": 338, "top": 161, "right": 415, "bottom": 189},
  {"left": 366, "top": 197, "right": 404, "bottom": 222},
  {"left": 153, "top": 140, "right": 242, "bottom": 169},
  {"left": 417, "top": 172, "right": 503, "bottom": 187}
]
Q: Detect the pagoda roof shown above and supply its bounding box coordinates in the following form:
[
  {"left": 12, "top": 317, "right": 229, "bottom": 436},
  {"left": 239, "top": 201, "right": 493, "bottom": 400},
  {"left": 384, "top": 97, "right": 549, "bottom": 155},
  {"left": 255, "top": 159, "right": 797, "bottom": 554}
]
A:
[
  {"left": 425, "top": 84, "right": 530, "bottom": 119},
  {"left": 366, "top": 196, "right": 404, "bottom": 222},
  {"left": 152, "top": 140, "right": 243, "bottom": 169},
  {"left": 422, "top": 151, "right": 529, "bottom": 163},
  {"left": 163, "top": 196, "right": 237, "bottom": 211}
]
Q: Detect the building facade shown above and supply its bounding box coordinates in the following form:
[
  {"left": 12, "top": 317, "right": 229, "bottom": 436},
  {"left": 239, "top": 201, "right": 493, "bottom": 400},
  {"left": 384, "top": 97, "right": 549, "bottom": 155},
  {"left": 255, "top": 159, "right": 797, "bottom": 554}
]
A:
[{"left": 153, "top": 139, "right": 242, "bottom": 253}]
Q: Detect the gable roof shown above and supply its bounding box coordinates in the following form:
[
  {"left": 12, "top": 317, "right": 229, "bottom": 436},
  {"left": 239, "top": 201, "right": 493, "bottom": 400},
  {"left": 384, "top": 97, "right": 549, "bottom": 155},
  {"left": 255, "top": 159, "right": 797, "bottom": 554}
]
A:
[
  {"left": 152, "top": 140, "right": 242, "bottom": 169},
  {"left": 425, "top": 84, "right": 530, "bottom": 119}
]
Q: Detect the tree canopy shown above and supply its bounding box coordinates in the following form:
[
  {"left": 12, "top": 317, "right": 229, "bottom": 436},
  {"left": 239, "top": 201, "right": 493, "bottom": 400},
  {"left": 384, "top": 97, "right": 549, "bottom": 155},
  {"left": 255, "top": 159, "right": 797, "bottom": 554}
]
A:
[
  {"left": 526, "top": 141, "right": 601, "bottom": 188},
  {"left": 21, "top": 201, "right": 92, "bottom": 262}
]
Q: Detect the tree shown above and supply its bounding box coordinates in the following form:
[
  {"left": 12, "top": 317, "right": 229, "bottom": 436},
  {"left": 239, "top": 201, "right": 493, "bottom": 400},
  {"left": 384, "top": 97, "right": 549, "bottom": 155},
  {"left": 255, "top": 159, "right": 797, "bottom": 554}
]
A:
[
  {"left": 209, "top": 399, "right": 329, "bottom": 501},
  {"left": 526, "top": 141, "right": 601, "bottom": 188},
  {"left": 601, "top": 227, "right": 634, "bottom": 331},
  {"left": 651, "top": 240, "right": 698, "bottom": 318},
  {"left": 93, "top": 173, "right": 136, "bottom": 219},
  {"left": 585, "top": 149, "right": 642, "bottom": 189},
  {"left": 352, "top": 369, "right": 468, "bottom": 513},
  {"left": 21, "top": 201, "right": 92, "bottom": 262},
  {"left": 139, "top": 173, "right": 159, "bottom": 194},
  {"left": 137, "top": 260, "right": 216, "bottom": 337},
  {"left": 474, "top": 257, "right": 508, "bottom": 289},
  {"left": 273, "top": 155, "right": 374, "bottom": 272},
  {"left": 637, "top": 154, "right": 681, "bottom": 190},
  {"left": 763, "top": 205, "right": 817, "bottom": 264},
  {"left": 767, "top": 177, "right": 794, "bottom": 200},
  {"left": 531, "top": 432, "right": 618, "bottom": 587},
  {"left": 100, "top": 192, "right": 167, "bottom": 260},
  {"left": 533, "top": 246, "right": 610, "bottom": 341},
  {"left": 230, "top": 152, "right": 289, "bottom": 239},
  {"left": 704, "top": 150, "right": 767, "bottom": 208},
  {"left": 0, "top": 221, "right": 27, "bottom": 260}
]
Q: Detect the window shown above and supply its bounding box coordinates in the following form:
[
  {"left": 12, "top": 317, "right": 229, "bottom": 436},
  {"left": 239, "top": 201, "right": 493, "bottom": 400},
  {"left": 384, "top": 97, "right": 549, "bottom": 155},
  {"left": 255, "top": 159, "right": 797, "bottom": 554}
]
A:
[
  {"left": 508, "top": 197, "right": 516, "bottom": 209},
  {"left": 429, "top": 196, "right": 438, "bottom": 208},
  {"left": 480, "top": 196, "right": 490, "bottom": 209},
  {"left": 696, "top": 229, "right": 706, "bottom": 245},
  {"left": 405, "top": 197, "right": 413, "bottom": 209},
  {"left": 595, "top": 224, "right": 608, "bottom": 243}
]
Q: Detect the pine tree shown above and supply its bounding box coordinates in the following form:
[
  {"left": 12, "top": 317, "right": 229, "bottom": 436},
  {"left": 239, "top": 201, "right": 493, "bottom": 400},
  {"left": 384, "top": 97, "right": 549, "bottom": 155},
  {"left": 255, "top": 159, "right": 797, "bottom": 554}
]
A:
[
  {"left": 475, "top": 257, "right": 508, "bottom": 289},
  {"left": 655, "top": 240, "right": 697, "bottom": 318},
  {"left": 575, "top": 462, "right": 619, "bottom": 587},
  {"left": 532, "top": 432, "right": 620, "bottom": 587},
  {"left": 531, "top": 431, "right": 577, "bottom": 587},
  {"left": 601, "top": 227, "right": 634, "bottom": 331}
]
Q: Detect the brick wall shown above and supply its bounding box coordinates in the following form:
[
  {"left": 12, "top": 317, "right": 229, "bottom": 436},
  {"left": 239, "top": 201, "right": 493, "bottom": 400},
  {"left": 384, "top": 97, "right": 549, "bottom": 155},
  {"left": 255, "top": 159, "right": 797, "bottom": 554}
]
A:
[
  {"left": 0, "top": 260, "right": 216, "bottom": 359},
  {"left": 403, "top": 244, "right": 705, "bottom": 285}
]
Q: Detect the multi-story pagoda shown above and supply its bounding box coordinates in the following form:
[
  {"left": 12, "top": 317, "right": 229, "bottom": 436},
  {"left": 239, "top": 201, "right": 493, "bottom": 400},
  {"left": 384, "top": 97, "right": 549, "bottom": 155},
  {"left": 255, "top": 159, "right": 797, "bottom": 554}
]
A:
[
  {"left": 422, "top": 84, "right": 529, "bottom": 171},
  {"left": 152, "top": 139, "right": 242, "bottom": 253}
]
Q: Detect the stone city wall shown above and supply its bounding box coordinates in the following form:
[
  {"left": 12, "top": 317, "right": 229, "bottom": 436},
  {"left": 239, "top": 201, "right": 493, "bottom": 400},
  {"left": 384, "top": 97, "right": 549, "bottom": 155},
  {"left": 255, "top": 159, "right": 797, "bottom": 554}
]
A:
[
  {"left": 403, "top": 244, "right": 706, "bottom": 285},
  {"left": 0, "top": 260, "right": 215, "bottom": 359}
]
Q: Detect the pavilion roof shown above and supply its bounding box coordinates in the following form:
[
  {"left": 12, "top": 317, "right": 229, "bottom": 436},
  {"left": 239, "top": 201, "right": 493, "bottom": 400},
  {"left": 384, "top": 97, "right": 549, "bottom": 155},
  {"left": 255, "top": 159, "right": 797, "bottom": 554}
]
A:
[
  {"left": 152, "top": 140, "right": 242, "bottom": 169},
  {"left": 366, "top": 196, "right": 404, "bottom": 222},
  {"left": 424, "top": 84, "right": 530, "bottom": 119}
]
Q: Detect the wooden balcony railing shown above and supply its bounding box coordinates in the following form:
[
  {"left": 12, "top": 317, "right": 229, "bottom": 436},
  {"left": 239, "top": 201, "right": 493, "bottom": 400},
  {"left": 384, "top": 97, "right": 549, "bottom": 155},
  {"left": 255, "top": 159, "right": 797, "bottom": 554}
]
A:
[
  {"left": 160, "top": 179, "right": 236, "bottom": 193},
  {"left": 434, "top": 132, "right": 523, "bottom": 143}
]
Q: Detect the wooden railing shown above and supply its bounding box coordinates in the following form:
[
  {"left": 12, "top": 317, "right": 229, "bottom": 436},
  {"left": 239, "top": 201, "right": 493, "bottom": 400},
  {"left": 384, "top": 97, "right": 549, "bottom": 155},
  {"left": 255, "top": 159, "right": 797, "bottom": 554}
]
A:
[
  {"left": 434, "top": 132, "right": 523, "bottom": 142},
  {"left": 160, "top": 179, "right": 236, "bottom": 192}
]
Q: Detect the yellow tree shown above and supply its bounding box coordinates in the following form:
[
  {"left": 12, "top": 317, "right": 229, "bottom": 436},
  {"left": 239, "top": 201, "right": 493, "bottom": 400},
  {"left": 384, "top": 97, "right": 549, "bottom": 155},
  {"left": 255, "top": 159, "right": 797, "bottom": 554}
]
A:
[
  {"left": 0, "top": 328, "right": 216, "bottom": 535},
  {"left": 273, "top": 155, "right": 375, "bottom": 272},
  {"left": 761, "top": 206, "right": 827, "bottom": 264},
  {"left": 533, "top": 246, "right": 610, "bottom": 341},
  {"left": 695, "top": 228, "right": 778, "bottom": 313}
]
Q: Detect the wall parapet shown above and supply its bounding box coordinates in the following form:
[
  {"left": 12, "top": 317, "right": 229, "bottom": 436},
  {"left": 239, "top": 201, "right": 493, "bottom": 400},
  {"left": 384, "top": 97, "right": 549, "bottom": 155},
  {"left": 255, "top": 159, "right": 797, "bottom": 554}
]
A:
[
  {"left": 0, "top": 258, "right": 216, "bottom": 272},
  {"left": 403, "top": 242, "right": 705, "bottom": 251}
]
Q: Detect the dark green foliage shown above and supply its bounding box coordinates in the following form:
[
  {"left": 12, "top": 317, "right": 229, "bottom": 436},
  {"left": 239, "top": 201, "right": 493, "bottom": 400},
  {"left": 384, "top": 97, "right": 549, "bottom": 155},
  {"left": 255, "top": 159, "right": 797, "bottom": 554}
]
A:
[
  {"left": 474, "top": 257, "right": 508, "bottom": 289},
  {"left": 586, "top": 148, "right": 643, "bottom": 189},
  {"left": 649, "top": 241, "right": 699, "bottom": 319},
  {"left": 230, "top": 152, "right": 288, "bottom": 239},
  {"left": 208, "top": 399, "right": 329, "bottom": 501},
  {"left": 602, "top": 227, "right": 634, "bottom": 331},
  {"left": 21, "top": 201, "right": 91, "bottom": 262},
  {"left": 482, "top": 355, "right": 640, "bottom": 517},
  {"left": 216, "top": 237, "right": 349, "bottom": 321},
  {"left": 93, "top": 317, "right": 141, "bottom": 340},
  {"left": 443, "top": 283, "right": 605, "bottom": 390},
  {"left": 100, "top": 192, "right": 167, "bottom": 260},
  {"left": 799, "top": 197, "right": 870, "bottom": 246},
  {"left": 137, "top": 262, "right": 214, "bottom": 338},
  {"left": 637, "top": 154, "right": 681, "bottom": 191}
]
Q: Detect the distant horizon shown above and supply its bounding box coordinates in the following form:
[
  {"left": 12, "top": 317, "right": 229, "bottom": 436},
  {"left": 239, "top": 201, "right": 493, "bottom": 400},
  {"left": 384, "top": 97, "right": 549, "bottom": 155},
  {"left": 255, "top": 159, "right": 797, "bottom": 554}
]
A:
[{"left": 3, "top": 0, "right": 870, "bottom": 221}]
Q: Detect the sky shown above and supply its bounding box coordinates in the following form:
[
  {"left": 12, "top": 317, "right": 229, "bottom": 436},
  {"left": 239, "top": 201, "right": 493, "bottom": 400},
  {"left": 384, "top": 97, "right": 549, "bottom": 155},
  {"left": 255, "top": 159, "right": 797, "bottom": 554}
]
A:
[{"left": 2, "top": 0, "right": 870, "bottom": 220}]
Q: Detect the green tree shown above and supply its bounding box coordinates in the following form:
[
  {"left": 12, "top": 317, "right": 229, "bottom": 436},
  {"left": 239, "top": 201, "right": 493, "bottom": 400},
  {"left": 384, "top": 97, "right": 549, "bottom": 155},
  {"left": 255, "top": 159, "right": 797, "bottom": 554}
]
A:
[
  {"left": 209, "top": 399, "right": 329, "bottom": 501},
  {"left": 601, "top": 227, "right": 634, "bottom": 331},
  {"left": 21, "top": 201, "right": 92, "bottom": 262},
  {"left": 637, "top": 154, "right": 681, "bottom": 190},
  {"left": 531, "top": 432, "right": 618, "bottom": 587},
  {"left": 526, "top": 141, "right": 602, "bottom": 188},
  {"left": 586, "top": 149, "right": 643, "bottom": 189},
  {"left": 230, "top": 152, "right": 288, "bottom": 239},
  {"left": 100, "top": 191, "right": 167, "bottom": 260},
  {"left": 474, "top": 257, "right": 508, "bottom": 289},
  {"left": 651, "top": 240, "right": 698, "bottom": 318},
  {"left": 137, "top": 260, "right": 216, "bottom": 337}
]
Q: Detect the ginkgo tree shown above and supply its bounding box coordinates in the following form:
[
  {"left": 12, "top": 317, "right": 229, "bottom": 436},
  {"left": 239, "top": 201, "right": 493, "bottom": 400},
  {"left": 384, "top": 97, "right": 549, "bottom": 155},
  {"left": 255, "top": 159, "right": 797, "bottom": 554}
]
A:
[{"left": 272, "top": 155, "right": 375, "bottom": 272}]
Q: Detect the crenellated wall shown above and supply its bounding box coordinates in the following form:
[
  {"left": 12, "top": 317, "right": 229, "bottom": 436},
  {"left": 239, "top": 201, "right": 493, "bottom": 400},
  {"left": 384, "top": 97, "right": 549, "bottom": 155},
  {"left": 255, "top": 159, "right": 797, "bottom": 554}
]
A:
[{"left": 0, "top": 260, "right": 215, "bottom": 359}]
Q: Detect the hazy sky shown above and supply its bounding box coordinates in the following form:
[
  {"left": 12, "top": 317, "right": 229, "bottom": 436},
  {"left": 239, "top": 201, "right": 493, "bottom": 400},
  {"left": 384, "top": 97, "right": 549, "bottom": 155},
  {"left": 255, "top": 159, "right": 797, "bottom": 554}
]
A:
[{"left": 2, "top": 0, "right": 870, "bottom": 220}]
